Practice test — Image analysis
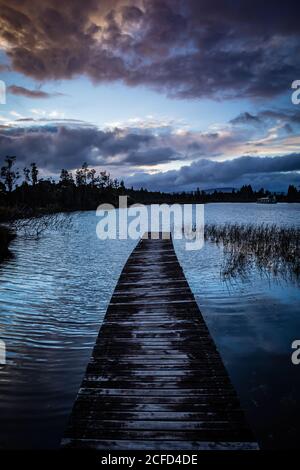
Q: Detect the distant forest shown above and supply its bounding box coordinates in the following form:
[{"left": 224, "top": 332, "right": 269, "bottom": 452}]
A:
[{"left": 1, "top": 156, "right": 299, "bottom": 221}]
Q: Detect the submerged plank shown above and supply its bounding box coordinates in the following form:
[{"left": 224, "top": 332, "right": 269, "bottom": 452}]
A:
[{"left": 62, "top": 234, "right": 258, "bottom": 450}]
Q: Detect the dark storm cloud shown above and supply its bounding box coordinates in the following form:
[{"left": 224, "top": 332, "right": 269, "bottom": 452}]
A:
[
  {"left": 230, "top": 112, "right": 262, "bottom": 125},
  {"left": 0, "top": 0, "right": 299, "bottom": 99},
  {"left": 8, "top": 85, "right": 64, "bottom": 98},
  {"left": 1, "top": 118, "right": 299, "bottom": 190},
  {"left": 122, "top": 146, "right": 178, "bottom": 166},
  {"left": 230, "top": 108, "right": 300, "bottom": 134},
  {"left": 260, "top": 109, "right": 300, "bottom": 125},
  {"left": 127, "top": 154, "right": 300, "bottom": 191},
  {"left": 0, "top": 124, "right": 172, "bottom": 171}
]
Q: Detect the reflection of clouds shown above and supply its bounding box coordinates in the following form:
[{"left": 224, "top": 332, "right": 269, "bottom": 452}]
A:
[
  {"left": 173, "top": 210, "right": 300, "bottom": 359},
  {"left": 207, "top": 292, "right": 299, "bottom": 356},
  {"left": 0, "top": 210, "right": 138, "bottom": 447}
]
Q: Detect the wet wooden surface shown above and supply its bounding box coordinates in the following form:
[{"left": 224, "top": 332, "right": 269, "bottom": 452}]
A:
[{"left": 62, "top": 234, "right": 258, "bottom": 450}]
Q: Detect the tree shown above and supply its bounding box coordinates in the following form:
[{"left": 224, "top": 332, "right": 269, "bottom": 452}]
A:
[
  {"left": 99, "top": 171, "right": 111, "bottom": 188},
  {"left": 75, "top": 168, "right": 84, "bottom": 186},
  {"left": 59, "top": 169, "right": 74, "bottom": 185},
  {"left": 1, "top": 156, "right": 19, "bottom": 192},
  {"left": 240, "top": 184, "right": 254, "bottom": 200},
  {"left": 75, "top": 163, "right": 90, "bottom": 186},
  {"left": 119, "top": 180, "right": 125, "bottom": 194},
  {"left": 23, "top": 167, "right": 31, "bottom": 184},
  {"left": 82, "top": 162, "right": 89, "bottom": 185},
  {"left": 30, "top": 163, "right": 39, "bottom": 186},
  {"left": 287, "top": 184, "right": 298, "bottom": 202},
  {"left": 112, "top": 178, "right": 120, "bottom": 189},
  {"left": 87, "top": 168, "right": 97, "bottom": 186}
]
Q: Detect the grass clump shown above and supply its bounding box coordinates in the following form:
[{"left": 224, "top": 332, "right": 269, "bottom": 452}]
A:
[{"left": 205, "top": 223, "right": 300, "bottom": 283}]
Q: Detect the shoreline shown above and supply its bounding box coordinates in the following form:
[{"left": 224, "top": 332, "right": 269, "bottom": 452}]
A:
[
  {"left": 0, "top": 199, "right": 298, "bottom": 220},
  {"left": 0, "top": 226, "right": 16, "bottom": 261}
]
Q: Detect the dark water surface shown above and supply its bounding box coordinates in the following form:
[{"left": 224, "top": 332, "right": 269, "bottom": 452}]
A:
[{"left": 0, "top": 203, "right": 299, "bottom": 449}]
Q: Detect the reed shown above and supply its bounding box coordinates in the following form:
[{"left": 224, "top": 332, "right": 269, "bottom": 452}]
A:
[{"left": 204, "top": 223, "right": 300, "bottom": 283}]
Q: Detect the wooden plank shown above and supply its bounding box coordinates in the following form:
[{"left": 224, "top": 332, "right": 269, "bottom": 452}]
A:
[
  {"left": 61, "top": 438, "right": 258, "bottom": 450},
  {"left": 64, "top": 428, "right": 254, "bottom": 441},
  {"left": 62, "top": 233, "right": 258, "bottom": 450}
]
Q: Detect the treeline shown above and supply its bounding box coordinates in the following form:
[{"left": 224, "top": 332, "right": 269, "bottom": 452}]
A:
[
  {"left": 0, "top": 156, "right": 299, "bottom": 221},
  {"left": 198, "top": 184, "right": 300, "bottom": 203}
]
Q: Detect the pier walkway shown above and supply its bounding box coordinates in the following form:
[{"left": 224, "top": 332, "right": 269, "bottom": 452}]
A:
[{"left": 62, "top": 234, "right": 258, "bottom": 450}]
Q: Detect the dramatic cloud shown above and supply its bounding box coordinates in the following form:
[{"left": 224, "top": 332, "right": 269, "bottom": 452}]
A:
[
  {"left": 230, "top": 112, "right": 262, "bottom": 126},
  {"left": 127, "top": 154, "right": 300, "bottom": 192},
  {"left": 8, "top": 85, "right": 63, "bottom": 98},
  {"left": 231, "top": 109, "right": 300, "bottom": 127},
  {"left": 123, "top": 147, "right": 178, "bottom": 166},
  {"left": 0, "top": 0, "right": 299, "bottom": 99},
  {"left": 0, "top": 123, "right": 171, "bottom": 172},
  {"left": 229, "top": 108, "right": 300, "bottom": 152},
  {"left": 1, "top": 105, "right": 299, "bottom": 190}
]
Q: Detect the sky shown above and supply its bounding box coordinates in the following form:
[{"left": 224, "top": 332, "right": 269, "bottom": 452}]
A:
[{"left": 0, "top": 0, "right": 300, "bottom": 192}]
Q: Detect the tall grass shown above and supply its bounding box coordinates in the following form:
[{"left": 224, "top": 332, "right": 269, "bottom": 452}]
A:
[{"left": 205, "top": 223, "right": 300, "bottom": 283}]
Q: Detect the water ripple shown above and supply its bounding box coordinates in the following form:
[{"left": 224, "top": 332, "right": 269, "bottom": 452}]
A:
[{"left": 0, "top": 205, "right": 299, "bottom": 449}]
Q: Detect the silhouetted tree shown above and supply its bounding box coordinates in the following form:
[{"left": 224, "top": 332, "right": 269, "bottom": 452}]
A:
[
  {"left": 23, "top": 167, "right": 31, "bottom": 184},
  {"left": 75, "top": 167, "right": 84, "bottom": 186},
  {"left": 75, "top": 163, "right": 90, "bottom": 187},
  {"left": 59, "top": 169, "right": 74, "bottom": 185},
  {"left": 31, "top": 163, "right": 39, "bottom": 186},
  {"left": 88, "top": 168, "right": 96, "bottom": 186},
  {"left": 287, "top": 185, "right": 299, "bottom": 202},
  {"left": 99, "top": 171, "right": 111, "bottom": 188},
  {"left": 0, "top": 155, "right": 297, "bottom": 220},
  {"left": 1, "top": 156, "right": 19, "bottom": 192},
  {"left": 81, "top": 162, "right": 89, "bottom": 185}
]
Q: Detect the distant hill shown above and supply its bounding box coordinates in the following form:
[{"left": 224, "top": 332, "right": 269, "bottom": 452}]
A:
[{"left": 202, "top": 187, "right": 236, "bottom": 194}]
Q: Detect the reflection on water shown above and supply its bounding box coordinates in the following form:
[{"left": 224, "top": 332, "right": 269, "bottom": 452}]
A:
[
  {"left": 174, "top": 240, "right": 300, "bottom": 449},
  {"left": 0, "top": 203, "right": 299, "bottom": 449},
  {"left": 204, "top": 223, "right": 300, "bottom": 285},
  {"left": 0, "top": 212, "right": 137, "bottom": 449}
]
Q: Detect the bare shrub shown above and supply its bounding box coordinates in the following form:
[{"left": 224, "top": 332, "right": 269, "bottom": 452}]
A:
[{"left": 9, "top": 212, "right": 73, "bottom": 239}]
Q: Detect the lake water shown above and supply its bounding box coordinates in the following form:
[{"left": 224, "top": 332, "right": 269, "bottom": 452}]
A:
[{"left": 0, "top": 203, "right": 299, "bottom": 449}]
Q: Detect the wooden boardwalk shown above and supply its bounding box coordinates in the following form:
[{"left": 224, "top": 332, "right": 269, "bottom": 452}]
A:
[{"left": 62, "top": 234, "right": 258, "bottom": 450}]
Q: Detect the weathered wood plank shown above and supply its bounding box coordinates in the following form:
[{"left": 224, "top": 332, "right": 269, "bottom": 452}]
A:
[
  {"left": 61, "top": 438, "right": 258, "bottom": 450},
  {"left": 77, "top": 387, "right": 240, "bottom": 397},
  {"left": 64, "top": 428, "right": 254, "bottom": 441},
  {"left": 62, "top": 234, "right": 258, "bottom": 450}
]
